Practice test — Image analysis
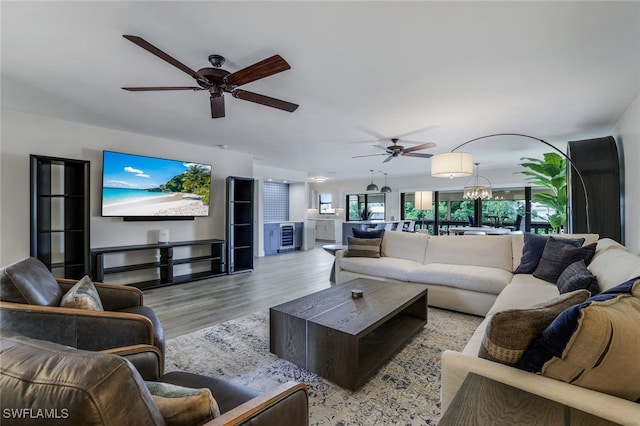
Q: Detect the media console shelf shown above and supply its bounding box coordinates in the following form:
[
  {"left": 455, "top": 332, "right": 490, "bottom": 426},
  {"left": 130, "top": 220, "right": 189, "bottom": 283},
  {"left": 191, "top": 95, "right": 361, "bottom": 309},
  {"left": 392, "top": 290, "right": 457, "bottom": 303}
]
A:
[{"left": 91, "top": 239, "right": 226, "bottom": 290}]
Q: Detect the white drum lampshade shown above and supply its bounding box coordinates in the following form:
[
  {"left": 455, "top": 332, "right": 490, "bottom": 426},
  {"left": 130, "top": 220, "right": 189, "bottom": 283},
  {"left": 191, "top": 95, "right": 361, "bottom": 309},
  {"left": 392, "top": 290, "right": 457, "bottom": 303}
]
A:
[{"left": 431, "top": 152, "right": 474, "bottom": 178}]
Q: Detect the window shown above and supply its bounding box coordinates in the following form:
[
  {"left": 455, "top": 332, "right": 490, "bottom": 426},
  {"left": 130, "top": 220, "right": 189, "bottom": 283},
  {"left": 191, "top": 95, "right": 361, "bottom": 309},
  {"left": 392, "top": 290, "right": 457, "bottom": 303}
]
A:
[
  {"left": 346, "top": 193, "right": 386, "bottom": 221},
  {"left": 319, "top": 193, "right": 335, "bottom": 214}
]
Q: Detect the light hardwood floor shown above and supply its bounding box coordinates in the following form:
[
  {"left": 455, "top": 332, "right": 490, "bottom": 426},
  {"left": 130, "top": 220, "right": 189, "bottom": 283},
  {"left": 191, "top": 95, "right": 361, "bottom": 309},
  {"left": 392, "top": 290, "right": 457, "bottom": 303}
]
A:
[{"left": 144, "top": 245, "right": 336, "bottom": 338}]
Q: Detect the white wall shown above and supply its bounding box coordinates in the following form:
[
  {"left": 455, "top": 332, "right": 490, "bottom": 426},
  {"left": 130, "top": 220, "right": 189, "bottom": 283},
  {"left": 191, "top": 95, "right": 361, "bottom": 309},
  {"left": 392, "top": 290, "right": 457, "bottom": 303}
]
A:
[
  {"left": 0, "top": 108, "right": 254, "bottom": 265},
  {"left": 614, "top": 94, "right": 640, "bottom": 254}
]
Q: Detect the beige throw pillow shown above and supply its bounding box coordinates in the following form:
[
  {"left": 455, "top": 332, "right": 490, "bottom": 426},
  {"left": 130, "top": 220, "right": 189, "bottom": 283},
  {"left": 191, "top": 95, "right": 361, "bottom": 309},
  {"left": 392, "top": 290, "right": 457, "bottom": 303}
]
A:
[{"left": 145, "top": 381, "right": 220, "bottom": 426}]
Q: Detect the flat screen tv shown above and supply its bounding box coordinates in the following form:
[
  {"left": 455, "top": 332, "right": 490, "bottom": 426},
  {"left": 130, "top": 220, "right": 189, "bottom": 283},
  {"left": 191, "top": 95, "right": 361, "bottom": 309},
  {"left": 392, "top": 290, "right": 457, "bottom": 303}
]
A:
[{"left": 101, "top": 151, "right": 211, "bottom": 219}]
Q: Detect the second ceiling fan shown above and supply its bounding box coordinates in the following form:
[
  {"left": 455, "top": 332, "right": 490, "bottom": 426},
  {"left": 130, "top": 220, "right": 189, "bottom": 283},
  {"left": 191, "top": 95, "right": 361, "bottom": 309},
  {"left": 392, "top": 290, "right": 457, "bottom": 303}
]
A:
[
  {"left": 121, "top": 35, "right": 298, "bottom": 118},
  {"left": 353, "top": 138, "right": 436, "bottom": 163}
]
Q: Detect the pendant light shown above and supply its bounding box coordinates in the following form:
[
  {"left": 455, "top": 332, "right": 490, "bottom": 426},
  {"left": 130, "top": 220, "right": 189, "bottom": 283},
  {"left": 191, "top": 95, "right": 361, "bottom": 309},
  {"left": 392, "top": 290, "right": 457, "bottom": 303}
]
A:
[
  {"left": 380, "top": 172, "right": 391, "bottom": 193},
  {"left": 366, "top": 169, "right": 378, "bottom": 191},
  {"left": 463, "top": 163, "right": 492, "bottom": 200}
]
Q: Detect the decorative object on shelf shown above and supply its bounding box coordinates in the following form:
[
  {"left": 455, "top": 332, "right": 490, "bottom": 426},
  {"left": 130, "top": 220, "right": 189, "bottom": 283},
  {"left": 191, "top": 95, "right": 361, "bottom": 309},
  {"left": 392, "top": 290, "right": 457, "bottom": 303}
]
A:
[
  {"left": 430, "top": 152, "right": 473, "bottom": 178},
  {"left": 366, "top": 170, "right": 378, "bottom": 191},
  {"left": 463, "top": 163, "right": 493, "bottom": 200},
  {"left": 380, "top": 172, "right": 392, "bottom": 193},
  {"left": 429, "top": 133, "right": 591, "bottom": 233},
  {"left": 414, "top": 191, "right": 433, "bottom": 210},
  {"left": 158, "top": 229, "right": 170, "bottom": 244},
  {"left": 121, "top": 35, "right": 298, "bottom": 119}
]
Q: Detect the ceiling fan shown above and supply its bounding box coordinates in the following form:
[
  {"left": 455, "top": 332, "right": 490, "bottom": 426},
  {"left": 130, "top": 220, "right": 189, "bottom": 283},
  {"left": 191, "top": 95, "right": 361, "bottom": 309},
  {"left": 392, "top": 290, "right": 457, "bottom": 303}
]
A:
[
  {"left": 121, "top": 35, "right": 298, "bottom": 118},
  {"left": 352, "top": 138, "right": 436, "bottom": 163}
]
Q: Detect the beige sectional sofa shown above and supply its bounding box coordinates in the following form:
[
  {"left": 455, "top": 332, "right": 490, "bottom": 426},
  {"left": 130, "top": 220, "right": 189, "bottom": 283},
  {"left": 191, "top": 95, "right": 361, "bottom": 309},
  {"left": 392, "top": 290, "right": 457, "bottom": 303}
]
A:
[{"left": 335, "top": 231, "right": 640, "bottom": 424}]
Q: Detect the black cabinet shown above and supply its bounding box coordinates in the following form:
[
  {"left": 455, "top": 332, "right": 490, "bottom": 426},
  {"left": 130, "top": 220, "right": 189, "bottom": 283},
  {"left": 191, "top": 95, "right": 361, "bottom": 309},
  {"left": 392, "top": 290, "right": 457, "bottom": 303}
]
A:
[
  {"left": 568, "top": 136, "right": 622, "bottom": 242},
  {"left": 226, "top": 176, "right": 254, "bottom": 273},
  {"left": 30, "top": 155, "right": 90, "bottom": 279},
  {"left": 91, "top": 240, "right": 226, "bottom": 290}
]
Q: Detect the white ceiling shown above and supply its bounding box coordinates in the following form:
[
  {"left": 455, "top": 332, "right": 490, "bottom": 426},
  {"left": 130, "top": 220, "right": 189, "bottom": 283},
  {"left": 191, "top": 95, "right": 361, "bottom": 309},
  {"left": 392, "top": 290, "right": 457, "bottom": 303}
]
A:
[{"left": 2, "top": 1, "right": 639, "bottom": 181}]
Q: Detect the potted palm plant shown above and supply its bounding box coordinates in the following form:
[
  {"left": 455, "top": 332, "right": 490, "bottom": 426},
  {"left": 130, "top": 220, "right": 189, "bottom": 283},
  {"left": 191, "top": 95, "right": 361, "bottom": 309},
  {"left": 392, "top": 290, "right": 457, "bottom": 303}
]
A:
[{"left": 518, "top": 152, "right": 567, "bottom": 232}]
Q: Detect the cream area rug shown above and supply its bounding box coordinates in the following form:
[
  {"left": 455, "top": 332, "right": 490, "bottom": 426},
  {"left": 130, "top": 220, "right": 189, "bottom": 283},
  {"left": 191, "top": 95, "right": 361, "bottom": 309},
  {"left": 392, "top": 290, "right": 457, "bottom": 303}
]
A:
[{"left": 165, "top": 308, "right": 482, "bottom": 425}]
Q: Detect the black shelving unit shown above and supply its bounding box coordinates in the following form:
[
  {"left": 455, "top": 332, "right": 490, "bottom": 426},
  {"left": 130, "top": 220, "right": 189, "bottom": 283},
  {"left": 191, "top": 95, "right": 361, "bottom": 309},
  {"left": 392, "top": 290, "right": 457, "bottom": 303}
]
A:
[
  {"left": 226, "top": 176, "right": 254, "bottom": 274},
  {"left": 91, "top": 240, "right": 226, "bottom": 290},
  {"left": 30, "top": 155, "right": 90, "bottom": 279}
]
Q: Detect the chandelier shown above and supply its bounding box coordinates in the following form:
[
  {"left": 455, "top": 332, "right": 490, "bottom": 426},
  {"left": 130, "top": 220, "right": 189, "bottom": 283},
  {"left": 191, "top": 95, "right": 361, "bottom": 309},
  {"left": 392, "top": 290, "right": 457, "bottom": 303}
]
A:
[{"left": 463, "top": 163, "right": 492, "bottom": 200}]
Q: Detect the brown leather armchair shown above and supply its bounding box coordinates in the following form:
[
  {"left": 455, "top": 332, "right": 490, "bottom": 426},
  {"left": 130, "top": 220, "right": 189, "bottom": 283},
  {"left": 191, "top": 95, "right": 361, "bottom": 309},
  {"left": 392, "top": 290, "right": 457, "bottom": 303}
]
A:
[
  {"left": 1, "top": 329, "right": 309, "bottom": 426},
  {"left": 0, "top": 257, "right": 164, "bottom": 359}
]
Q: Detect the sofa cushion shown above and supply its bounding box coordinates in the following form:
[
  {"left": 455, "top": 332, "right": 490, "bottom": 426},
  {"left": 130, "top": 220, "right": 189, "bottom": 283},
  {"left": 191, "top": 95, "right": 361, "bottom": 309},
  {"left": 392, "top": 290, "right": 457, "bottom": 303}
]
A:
[
  {"left": 345, "top": 236, "right": 382, "bottom": 258},
  {"left": 425, "top": 235, "right": 513, "bottom": 271},
  {"left": 60, "top": 275, "right": 104, "bottom": 311},
  {"left": 381, "top": 231, "right": 429, "bottom": 263},
  {"left": 0, "top": 257, "right": 63, "bottom": 306},
  {"left": 518, "top": 277, "right": 640, "bottom": 401},
  {"left": 407, "top": 263, "right": 512, "bottom": 295},
  {"left": 533, "top": 239, "right": 596, "bottom": 283},
  {"left": 146, "top": 381, "right": 220, "bottom": 425},
  {"left": 488, "top": 275, "right": 560, "bottom": 316},
  {"left": 515, "top": 233, "right": 584, "bottom": 274},
  {"left": 589, "top": 239, "right": 640, "bottom": 291},
  {"left": 0, "top": 329, "right": 164, "bottom": 425},
  {"left": 352, "top": 228, "right": 385, "bottom": 239},
  {"left": 339, "top": 256, "right": 420, "bottom": 282},
  {"left": 557, "top": 260, "right": 599, "bottom": 296},
  {"left": 479, "top": 290, "right": 590, "bottom": 366}
]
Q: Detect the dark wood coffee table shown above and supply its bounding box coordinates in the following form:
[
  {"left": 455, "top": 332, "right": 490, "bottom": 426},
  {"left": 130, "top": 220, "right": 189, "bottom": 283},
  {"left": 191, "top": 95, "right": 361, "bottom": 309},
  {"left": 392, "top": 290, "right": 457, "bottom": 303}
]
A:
[{"left": 269, "top": 278, "right": 428, "bottom": 390}]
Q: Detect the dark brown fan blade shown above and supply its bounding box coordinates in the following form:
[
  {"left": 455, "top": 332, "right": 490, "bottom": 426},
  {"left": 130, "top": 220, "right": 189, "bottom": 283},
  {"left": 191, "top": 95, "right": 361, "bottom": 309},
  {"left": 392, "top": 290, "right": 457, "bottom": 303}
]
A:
[
  {"left": 383, "top": 155, "right": 394, "bottom": 163},
  {"left": 352, "top": 153, "right": 387, "bottom": 158},
  {"left": 122, "top": 86, "right": 203, "bottom": 91},
  {"left": 232, "top": 89, "right": 298, "bottom": 112},
  {"left": 225, "top": 55, "right": 291, "bottom": 87},
  {"left": 402, "top": 142, "right": 436, "bottom": 154},
  {"left": 403, "top": 152, "right": 434, "bottom": 158},
  {"left": 373, "top": 145, "right": 389, "bottom": 151},
  {"left": 123, "top": 35, "right": 206, "bottom": 83},
  {"left": 210, "top": 94, "right": 225, "bottom": 118}
]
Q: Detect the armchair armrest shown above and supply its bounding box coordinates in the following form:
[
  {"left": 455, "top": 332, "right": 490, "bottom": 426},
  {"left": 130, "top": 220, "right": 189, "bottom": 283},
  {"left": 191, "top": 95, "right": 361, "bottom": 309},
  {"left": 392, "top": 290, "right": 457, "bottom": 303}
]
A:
[
  {"left": 57, "top": 278, "right": 144, "bottom": 310},
  {"left": 102, "top": 344, "right": 163, "bottom": 380},
  {"left": 0, "top": 301, "right": 155, "bottom": 351},
  {"left": 206, "top": 381, "right": 309, "bottom": 426}
]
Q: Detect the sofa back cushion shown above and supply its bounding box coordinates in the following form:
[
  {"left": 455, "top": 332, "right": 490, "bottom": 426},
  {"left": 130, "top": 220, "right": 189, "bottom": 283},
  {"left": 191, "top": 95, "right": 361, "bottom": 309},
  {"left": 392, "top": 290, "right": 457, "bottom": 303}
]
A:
[
  {"left": 381, "top": 231, "right": 429, "bottom": 263},
  {"left": 588, "top": 238, "right": 640, "bottom": 291},
  {"left": 0, "top": 257, "right": 63, "bottom": 306},
  {"left": 511, "top": 233, "right": 600, "bottom": 272},
  {"left": 0, "top": 329, "right": 165, "bottom": 426},
  {"left": 425, "top": 235, "right": 513, "bottom": 271}
]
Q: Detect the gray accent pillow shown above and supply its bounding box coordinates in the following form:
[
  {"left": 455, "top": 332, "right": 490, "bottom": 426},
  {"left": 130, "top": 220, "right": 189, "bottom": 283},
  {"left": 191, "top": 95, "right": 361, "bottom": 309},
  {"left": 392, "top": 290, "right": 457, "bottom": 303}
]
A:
[
  {"left": 145, "top": 381, "right": 220, "bottom": 424},
  {"left": 515, "top": 233, "right": 584, "bottom": 274},
  {"left": 533, "top": 238, "right": 597, "bottom": 283},
  {"left": 479, "top": 290, "right": 590, "bottom": 366},
  {"left": 345, "top": 236, "right": 382, "bottom": 258},
  {"left": 557, "top": 260, "right": 600, "bottom": 295}
]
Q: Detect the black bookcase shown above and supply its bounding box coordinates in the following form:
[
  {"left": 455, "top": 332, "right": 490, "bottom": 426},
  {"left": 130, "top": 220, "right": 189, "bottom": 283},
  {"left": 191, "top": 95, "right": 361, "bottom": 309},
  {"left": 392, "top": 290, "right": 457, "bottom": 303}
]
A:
[
  {"left": 226, "top": 176, "right": 254, "bottom": 274},
  {"left": 30, "top": 155, "right": 90, "bottom": 279},
  {"left": 568, "top": 136, "right": 622, "bottom": 242}
]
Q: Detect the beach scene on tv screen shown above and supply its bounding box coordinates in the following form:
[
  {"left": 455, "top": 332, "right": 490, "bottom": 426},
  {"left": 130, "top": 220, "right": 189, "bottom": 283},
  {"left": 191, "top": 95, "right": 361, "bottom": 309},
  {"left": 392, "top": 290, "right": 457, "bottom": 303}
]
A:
[{"left": 102, "top": 151, "right": 211, "bottom": 217}]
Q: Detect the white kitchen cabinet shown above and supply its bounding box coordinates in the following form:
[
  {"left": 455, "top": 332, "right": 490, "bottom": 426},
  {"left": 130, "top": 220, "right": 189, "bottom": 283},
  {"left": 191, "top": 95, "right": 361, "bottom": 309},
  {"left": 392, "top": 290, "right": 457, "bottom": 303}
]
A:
[{"left": 315, "top": 219, "right": 342, "bottom": 242}]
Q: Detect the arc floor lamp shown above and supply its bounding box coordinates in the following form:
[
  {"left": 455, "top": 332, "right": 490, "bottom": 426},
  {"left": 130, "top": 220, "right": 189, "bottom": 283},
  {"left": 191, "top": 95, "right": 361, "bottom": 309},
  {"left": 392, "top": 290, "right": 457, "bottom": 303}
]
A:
[{"left": 430, "top": 133, "right": 591, "bottom": 233}]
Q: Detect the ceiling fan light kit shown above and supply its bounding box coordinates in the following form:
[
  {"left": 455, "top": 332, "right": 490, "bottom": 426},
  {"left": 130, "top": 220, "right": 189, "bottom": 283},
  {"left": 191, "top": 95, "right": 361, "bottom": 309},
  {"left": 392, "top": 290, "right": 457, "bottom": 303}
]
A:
[{"left": 121, "top": 35, "right": 298, "bottom": 118}]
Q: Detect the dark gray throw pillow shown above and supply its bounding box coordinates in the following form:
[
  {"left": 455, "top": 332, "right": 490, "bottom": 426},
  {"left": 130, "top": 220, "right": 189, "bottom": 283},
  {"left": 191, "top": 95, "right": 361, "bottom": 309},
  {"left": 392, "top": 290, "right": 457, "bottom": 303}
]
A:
[
  {"left": 533, "top": 238, "right": 597, "bottom": 283},
  {"left": 515, "top": 233, "right": 584, "bottom": 274},
  {"left": 352, "top": 228, "right": 385, "bottom": 239},
  {"left": 556, "top": 260, "right": 600, "bottom": 296}
]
